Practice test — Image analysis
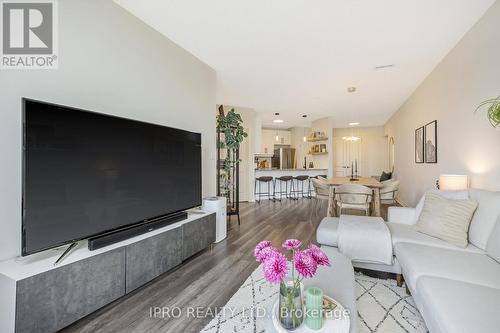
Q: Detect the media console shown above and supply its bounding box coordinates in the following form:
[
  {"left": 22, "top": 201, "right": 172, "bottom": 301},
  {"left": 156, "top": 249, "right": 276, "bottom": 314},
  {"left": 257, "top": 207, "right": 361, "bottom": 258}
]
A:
[{"left": 0, "top": 210, "right": 215, "bottom": 333}]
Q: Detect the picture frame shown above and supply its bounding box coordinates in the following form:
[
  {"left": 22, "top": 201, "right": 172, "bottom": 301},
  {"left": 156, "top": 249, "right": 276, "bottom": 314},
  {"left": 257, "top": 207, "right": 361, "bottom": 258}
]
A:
[
  {"left": 415, "top": 126, "right": 424, "bottom": 163},
  {"left": 424, "top": 120, "right": 437, "bottom": 163}
]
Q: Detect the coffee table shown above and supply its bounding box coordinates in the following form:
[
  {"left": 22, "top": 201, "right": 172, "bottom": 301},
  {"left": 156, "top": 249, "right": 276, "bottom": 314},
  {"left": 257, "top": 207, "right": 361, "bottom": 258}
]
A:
[{"left": 264, "top": 246, "right": 357, "bottom": 332}]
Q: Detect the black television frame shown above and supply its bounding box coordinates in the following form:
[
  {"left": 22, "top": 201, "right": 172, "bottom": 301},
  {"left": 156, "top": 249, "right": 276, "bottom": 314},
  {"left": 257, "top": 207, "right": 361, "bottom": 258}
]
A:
[{"left": 21, "top": 98, "right": 202, "bottom": 256}]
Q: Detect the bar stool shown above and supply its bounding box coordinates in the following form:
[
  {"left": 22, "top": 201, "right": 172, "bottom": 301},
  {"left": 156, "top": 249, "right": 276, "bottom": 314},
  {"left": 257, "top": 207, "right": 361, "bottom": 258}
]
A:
[
  {"left": 273, "top": 176, "right": 294, "bottom": 201},
  {"left": 291, "top": 175, "right": 310, "bottom": 199},
  {"left": 255, "top": 176, "right": 274, "bottom": 203}
]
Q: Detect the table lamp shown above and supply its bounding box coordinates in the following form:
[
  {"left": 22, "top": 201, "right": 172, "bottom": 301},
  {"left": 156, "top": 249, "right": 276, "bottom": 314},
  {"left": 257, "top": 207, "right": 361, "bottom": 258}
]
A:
[{"left": 437, "top": 174, "right": 469, "bottom": 191}]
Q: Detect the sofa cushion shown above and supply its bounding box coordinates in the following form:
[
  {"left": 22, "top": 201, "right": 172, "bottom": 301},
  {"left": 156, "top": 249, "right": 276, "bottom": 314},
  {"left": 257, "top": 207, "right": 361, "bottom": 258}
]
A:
[
  {"left": 395, "top": 242, "right": 500, "bottom": 291},
  {"left": 417, "top": 276, "right": 500, "bottom": 333},
  {"left": 486, "top": 215, "right": 500, "bottom": 263},
  {"left": 414, "top": 189, "right": 469, "bottom": 222},
  {"left": 468, "top": 189, "right": 500, "bottom": 250},
  {"left": 416, "top": 192, "right": 477, "bottom": 247},
  {"left": 316, "top": 217, "right": 339, "bottom": 247},
  {"left": 387, "top": 222, "right": 484, "bottom": 254}
]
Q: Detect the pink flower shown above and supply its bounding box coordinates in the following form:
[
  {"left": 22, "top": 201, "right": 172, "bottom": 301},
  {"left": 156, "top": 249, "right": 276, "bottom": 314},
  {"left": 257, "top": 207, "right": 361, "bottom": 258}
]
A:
[
  {"left": 282, "top": 239, "right": 302, "bottom": 250},
  {"left": 293, "top": 250, "right": 317, "bottom": 278},
  {"left": 256, "top": 246, "right": 279, "bottom": 263},
  {"left": 263, "top": 251, "right": 288, "bottom": 284},
  {"left": 254, "top": 240, "right": 273, "bottom": 262},
  {"left": 308, "top": 244, "right": 331, "bottom": 267}
]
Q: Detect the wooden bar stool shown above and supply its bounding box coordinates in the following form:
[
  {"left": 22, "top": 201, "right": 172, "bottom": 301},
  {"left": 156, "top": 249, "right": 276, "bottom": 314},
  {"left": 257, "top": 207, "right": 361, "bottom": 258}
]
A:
[
  {"left": 254, "top": 176, "right": 274, "bottom": 203},
  {"left": 273, "top": 176, "right": 294, "bottom": 201}
]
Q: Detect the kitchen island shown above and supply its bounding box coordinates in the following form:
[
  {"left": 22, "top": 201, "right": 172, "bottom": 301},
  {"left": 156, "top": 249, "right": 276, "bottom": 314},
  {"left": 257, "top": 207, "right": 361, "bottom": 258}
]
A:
[{"left": 254, "top": 168, "right": 328, "bottom": 200}]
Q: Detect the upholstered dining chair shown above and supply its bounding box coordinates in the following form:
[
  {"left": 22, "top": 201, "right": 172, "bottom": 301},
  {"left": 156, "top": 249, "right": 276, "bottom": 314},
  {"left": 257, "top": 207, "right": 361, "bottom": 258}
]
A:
[
  {"left": 380, "top": 179, "right": 400, "bottom": 205},
  {"left": 335, "top": 184, "right": 373, "bottom": 216}
]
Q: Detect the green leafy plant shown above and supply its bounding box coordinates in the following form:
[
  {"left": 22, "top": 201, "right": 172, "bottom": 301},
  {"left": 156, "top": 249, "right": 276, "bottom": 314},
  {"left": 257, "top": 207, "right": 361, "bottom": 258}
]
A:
[
  {"left": 217, "top": 107, "right": 248, "bottom": 199},
  {"left": 475, "top": 96, "right": 500, "bottom": 128}
]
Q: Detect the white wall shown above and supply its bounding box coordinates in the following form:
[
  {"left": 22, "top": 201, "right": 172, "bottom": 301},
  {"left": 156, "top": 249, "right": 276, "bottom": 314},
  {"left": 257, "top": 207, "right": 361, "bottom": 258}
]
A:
[
  {"left": 385, "top": 1, "right": 500, "bottom": 206},
  {"left": 290, "top": 127, "right": 312, "bottom": 169},
  {"left": 332, "top": 126, "right": 389, "bottom": 177},
  {"left": 311, "top": 117, "right": 333, "bottom": 173},
  {"left": 0, "top": 0, "right": 216, "bottom": 261}
]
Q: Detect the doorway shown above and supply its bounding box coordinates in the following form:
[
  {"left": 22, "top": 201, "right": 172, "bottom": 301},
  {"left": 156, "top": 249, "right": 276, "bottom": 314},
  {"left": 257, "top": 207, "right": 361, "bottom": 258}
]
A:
[{"left": 333, "top": 138, "right": 362, "bottom": 177}]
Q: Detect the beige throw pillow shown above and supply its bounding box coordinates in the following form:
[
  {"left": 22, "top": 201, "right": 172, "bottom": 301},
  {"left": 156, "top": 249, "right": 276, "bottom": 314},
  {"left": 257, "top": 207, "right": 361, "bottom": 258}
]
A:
[{"left": 416, "top": 192, "right": 478, "bottom": 247}]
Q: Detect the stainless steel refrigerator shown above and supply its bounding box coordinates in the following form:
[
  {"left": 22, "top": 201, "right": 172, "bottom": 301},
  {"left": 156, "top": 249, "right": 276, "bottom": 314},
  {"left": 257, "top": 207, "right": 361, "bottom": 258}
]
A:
[{"left": 272, "top": 146, "right": 296, "bottom": 169}]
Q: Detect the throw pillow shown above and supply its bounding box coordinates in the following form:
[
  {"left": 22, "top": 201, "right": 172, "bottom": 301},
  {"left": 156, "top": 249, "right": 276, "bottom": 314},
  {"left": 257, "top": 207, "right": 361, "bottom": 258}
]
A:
[
  {"left": 416, "top": 192, "right": 478, "bottom": 248},
  {"left": 486, "top": 215, "right": 500, "bottom": 263},
  {"left": 414, "top": 189, "right": 469, "bottom": 222},
  {"left": 468, "top": 189, "right": 500, "bottom": 250},
  {"left": 380, "top": 171, "right": 392, "bottom": 182}
]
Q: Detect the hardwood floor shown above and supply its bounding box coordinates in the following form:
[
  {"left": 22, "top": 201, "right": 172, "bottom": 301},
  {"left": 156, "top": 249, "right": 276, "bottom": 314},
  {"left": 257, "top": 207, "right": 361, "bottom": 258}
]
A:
[{"left": 62, "top": 198, "right": 391, "bottom": 333}]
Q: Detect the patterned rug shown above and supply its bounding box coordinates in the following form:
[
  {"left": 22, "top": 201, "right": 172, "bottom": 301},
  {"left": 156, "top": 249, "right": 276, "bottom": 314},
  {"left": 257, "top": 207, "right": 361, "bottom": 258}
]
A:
[{"left": 201, "top": 266, "right": 428, "bottom": 333}]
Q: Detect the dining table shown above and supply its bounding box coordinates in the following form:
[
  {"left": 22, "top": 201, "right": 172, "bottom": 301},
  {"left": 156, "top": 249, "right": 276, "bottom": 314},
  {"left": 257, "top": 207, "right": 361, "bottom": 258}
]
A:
[{"left": 324, "top": 176, "right": 384, "bottom": 217}]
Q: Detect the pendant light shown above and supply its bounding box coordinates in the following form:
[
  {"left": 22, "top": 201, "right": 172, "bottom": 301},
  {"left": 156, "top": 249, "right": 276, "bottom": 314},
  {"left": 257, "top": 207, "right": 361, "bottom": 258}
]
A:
[{"left": 275, "top": 128, "right": 279, "bottom": 141}]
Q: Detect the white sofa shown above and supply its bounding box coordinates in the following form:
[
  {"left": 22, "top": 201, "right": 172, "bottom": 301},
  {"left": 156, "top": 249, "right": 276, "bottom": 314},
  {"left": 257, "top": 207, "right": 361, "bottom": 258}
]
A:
[{"left": 316, "top": 188, "right": 500, "bottom": 333}]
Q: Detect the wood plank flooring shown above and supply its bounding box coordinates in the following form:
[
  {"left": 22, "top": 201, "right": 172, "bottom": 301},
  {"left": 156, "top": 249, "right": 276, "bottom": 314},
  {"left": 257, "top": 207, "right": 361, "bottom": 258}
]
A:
[{"left": 62, "top": 199, "right": 391, "bottom": 333}]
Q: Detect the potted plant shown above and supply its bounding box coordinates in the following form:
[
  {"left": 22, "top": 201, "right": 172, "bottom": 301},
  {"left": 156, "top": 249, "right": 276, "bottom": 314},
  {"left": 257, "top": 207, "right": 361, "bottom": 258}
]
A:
[
  {"left": 254, "top": 239, "right": 331, "bottom": 330},
  {"left": 475, "top": 96, "right": 500, "bottom": 129},
  {"left": 216, "top": 106, "right": 247, "bottom": 214}
]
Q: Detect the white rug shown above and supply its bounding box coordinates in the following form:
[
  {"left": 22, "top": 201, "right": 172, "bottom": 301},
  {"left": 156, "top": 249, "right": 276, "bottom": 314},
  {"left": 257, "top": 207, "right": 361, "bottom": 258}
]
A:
[{"left": 201, "top": 266, "right": 428, "bottom": 333}]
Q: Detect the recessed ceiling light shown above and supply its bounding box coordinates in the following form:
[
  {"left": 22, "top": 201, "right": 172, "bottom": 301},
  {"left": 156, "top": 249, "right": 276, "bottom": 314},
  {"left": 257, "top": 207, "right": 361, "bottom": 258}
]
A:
[
  {"left": 375, "top": 64, "right": 395, "bottom": 70},
  {"left": 347, "top": 87, "right": 356, "bottom": 93},
  {"left": 273, "top": 119, "right": 284, "bottom": 123},
  {"left": 302, "top": 115, "right": 307, "bottom": 118},
  {"left": 349, "top": 122, "right": 360, "bottom": 126},
  {"left": 274, "top": 112, "right": 280, "bottom": 116}
]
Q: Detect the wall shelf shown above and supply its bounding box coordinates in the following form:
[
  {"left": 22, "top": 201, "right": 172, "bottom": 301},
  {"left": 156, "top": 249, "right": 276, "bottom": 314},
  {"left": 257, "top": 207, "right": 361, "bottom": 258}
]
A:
[
  {"left": 307, "top": 137, "right": 328, "bottom": 142},
  {"left": 309, "top": 152, "right": 328, "bottom": 155}
]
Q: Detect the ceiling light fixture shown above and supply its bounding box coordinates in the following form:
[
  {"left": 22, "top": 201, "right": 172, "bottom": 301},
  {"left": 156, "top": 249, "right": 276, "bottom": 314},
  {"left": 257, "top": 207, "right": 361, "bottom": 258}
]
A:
[
  {"left": 342, "top": 136, "right": 361, "bottom": 141},
  {"left": 302, "top": 115, "right": 307, "bottom": 118},
  {"left": 349, "top": 122, "right": 360, "bottom": 126},
  {"left": 274, "top": 112, "right": 280, "bottom": 116},
  {"left": 273, "top": 119, "right": 284, "bottom": 123},
  {"left": 347, "top": 87, "right": 357, "bottom": 93},
  {"left": 275, "top": 129, "right": 279, "bottom": 141}
]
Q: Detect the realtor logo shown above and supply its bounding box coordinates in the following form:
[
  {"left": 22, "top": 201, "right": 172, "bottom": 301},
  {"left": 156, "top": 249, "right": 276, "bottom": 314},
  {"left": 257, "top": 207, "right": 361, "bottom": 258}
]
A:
[{"left": 1, "top": 0, "right": 58, "bottom": 69}]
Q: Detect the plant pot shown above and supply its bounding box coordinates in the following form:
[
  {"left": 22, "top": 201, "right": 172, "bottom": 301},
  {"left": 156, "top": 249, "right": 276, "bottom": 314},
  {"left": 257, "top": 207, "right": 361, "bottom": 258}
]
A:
[{"left": 278, "top": 280, "right": 304, "bottom": 330}]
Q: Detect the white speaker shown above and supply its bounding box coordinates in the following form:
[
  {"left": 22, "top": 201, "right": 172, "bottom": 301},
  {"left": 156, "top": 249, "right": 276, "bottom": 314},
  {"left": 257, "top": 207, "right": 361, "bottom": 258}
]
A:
[{"left": 202, "top": 196, "right": 227, "bottom": 243}]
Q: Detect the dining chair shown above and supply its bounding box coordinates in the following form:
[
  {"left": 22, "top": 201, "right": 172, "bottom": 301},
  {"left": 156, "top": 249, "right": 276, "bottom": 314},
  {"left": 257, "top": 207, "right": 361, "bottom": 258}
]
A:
[
  {"left": 311, "top": 177, "right": 331, "bottom": 214},
  {"left": 335, "top": 184, "right": 373, "bottom": 216},
  {"left": 380, "top": 179, "right": 400, "bottom": 205}
]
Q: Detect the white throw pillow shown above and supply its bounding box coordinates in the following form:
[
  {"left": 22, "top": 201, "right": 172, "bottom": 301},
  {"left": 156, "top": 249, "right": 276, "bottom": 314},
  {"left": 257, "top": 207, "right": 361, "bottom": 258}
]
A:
[
  {"left": 414, "top": 189, "right": 469, "bottom": 222},
  {"left": 486, "top": 216, "right": 500, "bottom": 263},
  {"left": 468, "top": 189, "right": 500, "bottom": 250},
  {"left": 416, "top": 192, "right": 478, "bottom": 248}
]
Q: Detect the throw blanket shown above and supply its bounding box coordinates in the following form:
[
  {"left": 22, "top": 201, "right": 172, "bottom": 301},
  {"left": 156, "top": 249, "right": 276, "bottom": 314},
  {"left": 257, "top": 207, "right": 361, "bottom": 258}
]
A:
[{"left": 337, "top": 215, "right": 393, "bottom": 265}]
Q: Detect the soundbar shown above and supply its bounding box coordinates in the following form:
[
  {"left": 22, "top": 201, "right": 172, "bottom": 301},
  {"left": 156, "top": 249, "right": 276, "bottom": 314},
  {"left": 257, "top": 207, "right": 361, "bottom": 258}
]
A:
[{"left": 88, "top": 211, "right": 188, "bottom": 251}]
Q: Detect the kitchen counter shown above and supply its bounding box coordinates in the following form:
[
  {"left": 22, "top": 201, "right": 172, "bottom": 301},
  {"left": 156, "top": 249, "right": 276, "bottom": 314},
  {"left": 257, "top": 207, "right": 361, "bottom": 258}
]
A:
[{"left": 254, "top": 168, "right": 328, "bottom": 200}]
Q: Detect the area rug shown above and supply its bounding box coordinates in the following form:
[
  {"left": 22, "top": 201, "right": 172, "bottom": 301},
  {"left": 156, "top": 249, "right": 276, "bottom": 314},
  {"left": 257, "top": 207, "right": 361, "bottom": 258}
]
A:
[{"left": 200, "top": 266, "right": 428, "bottom": 333}]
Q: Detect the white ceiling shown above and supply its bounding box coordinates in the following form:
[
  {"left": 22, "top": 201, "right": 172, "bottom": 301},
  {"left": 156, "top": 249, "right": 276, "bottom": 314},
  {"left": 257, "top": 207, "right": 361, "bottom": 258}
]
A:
[{"left": 115, "top": 0, "right": 495, "bottom": 128}]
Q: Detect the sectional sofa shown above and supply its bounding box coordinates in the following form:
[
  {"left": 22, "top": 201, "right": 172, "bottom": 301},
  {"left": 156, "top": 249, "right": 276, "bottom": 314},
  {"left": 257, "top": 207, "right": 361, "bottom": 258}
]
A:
[{"left": 316, "top": 188, "right": 500, "bottom": 333}]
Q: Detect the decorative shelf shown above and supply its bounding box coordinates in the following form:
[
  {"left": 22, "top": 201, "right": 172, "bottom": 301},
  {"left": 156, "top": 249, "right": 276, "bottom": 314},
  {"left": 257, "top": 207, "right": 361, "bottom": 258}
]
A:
[
  {"left": 307, "top": 137, "right": 329, "bottom": 142},
  {"left": 309, "top": 152, "right": 328, "bottom": 155}
]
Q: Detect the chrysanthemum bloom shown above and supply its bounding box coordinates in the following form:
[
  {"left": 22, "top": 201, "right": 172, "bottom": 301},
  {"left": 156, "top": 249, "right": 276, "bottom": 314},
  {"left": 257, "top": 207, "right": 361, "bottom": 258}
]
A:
[
  {"left": 263, "top": 251, "right": 288, "bottom": 284},
  {"left": 282, "top": 239, "right": 302, "bottom": 250},
  {"left": 254, "top": 240, "right": 272, "bottom": 261},
  {"left": 308, "top": 244, "right": 331, "bottom": 266},
  {"left": 256, "top": 245, "right": 279, "bottom": 263},
  {"left": 293, "top": 250, "right": 318, "bottom": 278}
]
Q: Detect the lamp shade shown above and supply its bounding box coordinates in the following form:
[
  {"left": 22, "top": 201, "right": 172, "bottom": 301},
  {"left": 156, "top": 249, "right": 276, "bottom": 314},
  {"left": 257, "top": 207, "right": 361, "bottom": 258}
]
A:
[{"left": 439, "top": 175, "right": 469, "bottom": 191}]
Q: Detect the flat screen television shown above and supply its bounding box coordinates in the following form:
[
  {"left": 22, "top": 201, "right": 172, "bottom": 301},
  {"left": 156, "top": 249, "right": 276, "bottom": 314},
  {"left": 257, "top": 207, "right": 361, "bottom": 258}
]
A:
[{"left": 22, "top": 98, "right": 202, "bottom": 256}]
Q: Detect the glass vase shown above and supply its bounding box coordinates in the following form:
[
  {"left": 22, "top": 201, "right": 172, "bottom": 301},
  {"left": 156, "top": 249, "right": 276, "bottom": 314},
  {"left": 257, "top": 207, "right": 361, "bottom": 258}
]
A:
[{"left": 278, "top": 279, "right": 304, "bottom": 330}]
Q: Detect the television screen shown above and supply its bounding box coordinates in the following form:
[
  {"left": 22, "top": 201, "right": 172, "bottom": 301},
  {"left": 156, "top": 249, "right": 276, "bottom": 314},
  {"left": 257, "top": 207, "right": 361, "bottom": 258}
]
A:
[{"left": 22, "top": 99, "right": 202, "bottom": 255}]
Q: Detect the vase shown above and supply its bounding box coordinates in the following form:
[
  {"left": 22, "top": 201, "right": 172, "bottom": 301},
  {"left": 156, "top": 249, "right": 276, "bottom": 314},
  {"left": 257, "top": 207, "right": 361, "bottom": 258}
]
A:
[{"left": 278, "top": 279, "right": 304, "bottom": 330}]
